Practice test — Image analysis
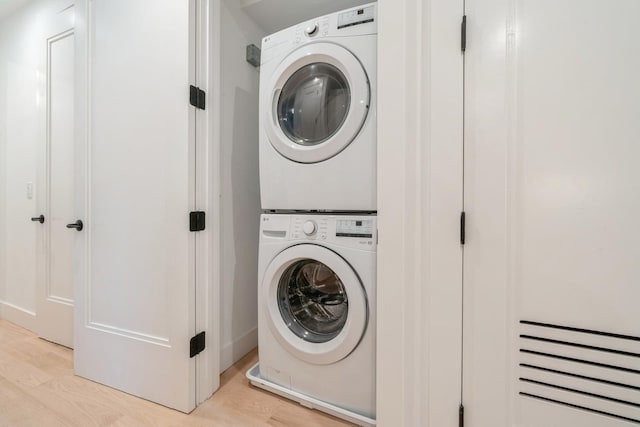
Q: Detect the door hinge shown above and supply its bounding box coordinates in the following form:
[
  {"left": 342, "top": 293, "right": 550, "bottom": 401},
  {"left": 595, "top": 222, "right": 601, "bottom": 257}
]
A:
[
  {"left": 461, "top": 15, "right": 467, "bottom": 52},
  {"left": 460, "top": 211, "right": 466, "bottom": 245},
  {"left": 189, "top": 85, "right": 206, "bottom": 110},
  {"left": 459, "top": 403, "right": 465, "bottom": 427},
  {"left": 189, "top": 211, "right": 206, "bottom": 232},
  {"left": 190, "top": 331, "right": 206, "bottom": 358}
]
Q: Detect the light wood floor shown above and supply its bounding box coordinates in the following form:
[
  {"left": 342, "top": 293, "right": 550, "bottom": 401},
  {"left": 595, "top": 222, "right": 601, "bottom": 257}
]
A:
[{"left": 0, "top": 320, "right": 354, "bottom": 427}]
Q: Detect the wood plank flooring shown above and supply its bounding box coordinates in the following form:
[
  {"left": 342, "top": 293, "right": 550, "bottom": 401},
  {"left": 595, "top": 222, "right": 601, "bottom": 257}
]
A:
[{"left": 0, "top": 320, "right": 354, "bottom": 427}]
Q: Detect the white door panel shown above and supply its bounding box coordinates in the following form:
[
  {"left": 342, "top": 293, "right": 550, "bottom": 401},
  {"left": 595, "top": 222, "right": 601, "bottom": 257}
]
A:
[
  {"left": 37, "top": 4, "right": 75, "bottom": 349},
  {"left": 512, "top": 0, "right": 640, "bottom": 335},
  {"left": 464, "top": 0, "right": 640, "bottom": 425},
  {"left": 48, "top": 32, "right": 75, "bottom": 304},
  {"left": 74, "top": 0, "right": 197, "bottom": 412}
]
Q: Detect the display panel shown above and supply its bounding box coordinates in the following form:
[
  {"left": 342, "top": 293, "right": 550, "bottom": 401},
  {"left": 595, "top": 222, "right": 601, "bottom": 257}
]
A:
[{"left": 336, "top": 219, "right": 373, "bottom": 238}]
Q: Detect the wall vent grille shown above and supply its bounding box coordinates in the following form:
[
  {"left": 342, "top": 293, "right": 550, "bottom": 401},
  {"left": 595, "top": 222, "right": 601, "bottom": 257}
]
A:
[{"left": 519, "top": 320, "right": 640, "bottom": 424}]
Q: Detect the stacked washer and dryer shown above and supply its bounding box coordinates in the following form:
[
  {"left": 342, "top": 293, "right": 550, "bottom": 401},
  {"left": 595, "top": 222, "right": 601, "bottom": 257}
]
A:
[{"left": 246, "top": 3, "right": 378, "bottom": 426}]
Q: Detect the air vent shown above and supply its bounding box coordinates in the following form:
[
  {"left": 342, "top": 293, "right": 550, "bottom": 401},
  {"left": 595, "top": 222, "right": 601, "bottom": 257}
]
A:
[{"left": 519, "top": 320, "right": 640, "bottom": 424}]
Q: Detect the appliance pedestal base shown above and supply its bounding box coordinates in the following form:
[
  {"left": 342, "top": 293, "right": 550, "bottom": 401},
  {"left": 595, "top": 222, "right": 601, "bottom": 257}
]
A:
[{"left": 246, "top": 363, "right": 376, "bottom": 427}]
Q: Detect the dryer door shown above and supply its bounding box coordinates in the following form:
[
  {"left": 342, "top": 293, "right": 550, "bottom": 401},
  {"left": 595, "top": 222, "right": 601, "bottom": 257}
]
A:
[
  {"left": 264, "top": 42, "right": 370, "bottom": 163},
  {"left": 262, "top": 244, "right": 368, "bottom": 365}
]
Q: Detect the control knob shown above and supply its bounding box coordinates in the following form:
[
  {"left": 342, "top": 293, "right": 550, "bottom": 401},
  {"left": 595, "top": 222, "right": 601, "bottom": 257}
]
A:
[
  {"left": 302, "top": 220, "right": 317, "bottom": 236},
  {"left": 305, "top": 24, "right": 319, "bottom": 37}
]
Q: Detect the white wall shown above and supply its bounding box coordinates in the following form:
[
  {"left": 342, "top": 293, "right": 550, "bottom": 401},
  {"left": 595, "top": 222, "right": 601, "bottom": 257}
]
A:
[
  {"left": 215, "top": 0, "right": 265, "bottom": 371},
  {"left": 0, "top": 0, "right": 32, "bottom": 21},
  {"left": 240, "top": 0, "right": 374, "bottom": 34},
  {"left": 0, "top": 0, "right": 52, "bottom": 329}
]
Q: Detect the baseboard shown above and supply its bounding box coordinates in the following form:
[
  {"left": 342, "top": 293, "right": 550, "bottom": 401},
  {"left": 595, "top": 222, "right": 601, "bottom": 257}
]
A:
[
  {"left": 0, "top": 300, "right": 37, "bottom": 333},
  {"left": 220, "top": 327, "right": 258, "bottom": 372}
]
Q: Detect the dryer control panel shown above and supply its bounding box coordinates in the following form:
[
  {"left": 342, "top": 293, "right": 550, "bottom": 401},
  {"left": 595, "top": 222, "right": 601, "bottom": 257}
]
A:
[
  {"left": 279, "top": 2, "right": 376, "bottom": 48},
  {"left": 262, "top": 2, "right": 376, "bottom": 64},
  {"left": 337, "top": 5, "right": 375, "bottom": 29}
]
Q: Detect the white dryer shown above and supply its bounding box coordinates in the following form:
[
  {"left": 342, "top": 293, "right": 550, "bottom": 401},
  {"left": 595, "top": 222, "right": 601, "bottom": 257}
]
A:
[
  {"left": 257, "top": 213, "right": 376, "bottom": 420},
  {"left": 259, "top": 4, "right": 377, "bottom": 211}
]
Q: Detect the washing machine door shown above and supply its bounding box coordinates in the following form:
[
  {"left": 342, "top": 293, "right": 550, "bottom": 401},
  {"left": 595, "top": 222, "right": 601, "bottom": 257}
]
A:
[
  {"left": 264, "top": 42, "right": 370, "bottom": 164},
  {"left": 262, "top": 244, "right": 368, "bottom": 365}
]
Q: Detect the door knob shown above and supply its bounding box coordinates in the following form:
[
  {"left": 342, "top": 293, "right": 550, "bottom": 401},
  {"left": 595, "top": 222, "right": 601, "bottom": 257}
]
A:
[
  {"left": 66, "top": 220, "right": 83, "bottom": 231},
  {"left": 31, "top": 215, "right": 45, "bottom": 224}
]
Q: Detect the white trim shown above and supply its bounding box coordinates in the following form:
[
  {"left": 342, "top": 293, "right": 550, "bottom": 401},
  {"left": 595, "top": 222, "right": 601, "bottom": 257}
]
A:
[
  {"left": 203, "top": 0, "right": 222, "bottom": 402},
  {"left": 86, "top": 322, "right": 170, "bottom": 347},
  {"left": 0, "top": 300, "right": 37, "bottom": 332},
  {"left": 220, "top": 327, "right": 258, "bottom": 372},
  {"left": 195, "top": 0, "right": 219, "bottom": 405},
  {"left": 377, "top": 0, "right": 464, "bottom": 425}
]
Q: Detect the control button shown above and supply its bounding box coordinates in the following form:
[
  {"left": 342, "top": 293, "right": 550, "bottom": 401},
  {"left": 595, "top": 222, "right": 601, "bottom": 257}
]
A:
[
  {"left": 305, "top": 24, "right": 319, "bottom": 37},
  {"left": 302, "top": 220, "right": 317, "bottom": 236}
]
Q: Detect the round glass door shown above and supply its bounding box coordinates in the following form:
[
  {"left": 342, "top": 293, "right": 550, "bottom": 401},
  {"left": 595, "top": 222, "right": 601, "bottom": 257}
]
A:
[
  {"left": 264, "top": 43, "right": 370, "bottom": 164},
  {"left": 277, "top": 63, "right": 351, "bottom": 146},
  {"left": 278, "top": 259, "right": 348, "bottom": 343},
  {"left": 262, "top": 244, "right": 368, "bottom": 365}
]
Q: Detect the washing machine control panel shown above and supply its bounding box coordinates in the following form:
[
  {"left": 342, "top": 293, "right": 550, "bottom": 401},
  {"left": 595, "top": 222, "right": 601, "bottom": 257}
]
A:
[
  {"left": 292, "top": 217, "right": 328, "bottom": 240},
  {"left": 302, "top": 220, "right": 317, "bottom": 235},
  {"left": 335, "top": 219, "right": 374, "bottom": 238},
  {"left": 287, "top": 215, "right": 376, "bottom": 249}
]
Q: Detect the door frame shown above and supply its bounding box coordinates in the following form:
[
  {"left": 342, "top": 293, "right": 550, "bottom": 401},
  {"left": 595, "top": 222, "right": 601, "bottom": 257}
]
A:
[
  {"left": 196, "top": 0, "right": 220, "bottom": 404},
  {"left": 73, "top": 0, "right": 219, "bottom": 407},
  {"left": 376, "top": 0, "right": 464, "bottom": 425}
]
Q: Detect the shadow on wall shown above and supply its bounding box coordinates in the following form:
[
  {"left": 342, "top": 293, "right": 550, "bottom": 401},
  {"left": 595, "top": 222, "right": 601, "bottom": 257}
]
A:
[
  {"left": 2, "top": 52, "right": 41, "bottom": 313},
  {"left": 0, "top": 43, "right": 5, "bottom": 305},
  {"left": 229, "top": 85, "right": 261, "bottom": 358}
]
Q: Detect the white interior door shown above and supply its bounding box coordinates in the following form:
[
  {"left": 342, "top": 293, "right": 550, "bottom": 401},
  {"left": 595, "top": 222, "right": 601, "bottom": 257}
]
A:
[
  {"left": 464, "top": 0, "right": 640, "bottom": 425},
  {"left": 36, "top": 4, "right": 75, "bottom": 349},
  {"left": 73, "top": 0, "right": 200, "bottom": 412}
]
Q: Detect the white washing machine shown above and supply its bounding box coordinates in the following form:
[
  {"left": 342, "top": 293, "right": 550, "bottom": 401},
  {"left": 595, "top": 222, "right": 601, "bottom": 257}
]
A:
[
  {"left": 256, "top": 213, "right": 376, "bottom": 421},
  {"left": 259, "top": 4, "right": 377, "bottom": 211}
]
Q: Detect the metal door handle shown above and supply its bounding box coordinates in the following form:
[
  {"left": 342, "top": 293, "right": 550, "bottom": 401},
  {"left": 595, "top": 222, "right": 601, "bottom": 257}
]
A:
[
  {"left": 66, "top": 220, "right": 83, "bottom": 231},
  {"left": 31, "top": 215, "right": 45, "bottom": 224}
]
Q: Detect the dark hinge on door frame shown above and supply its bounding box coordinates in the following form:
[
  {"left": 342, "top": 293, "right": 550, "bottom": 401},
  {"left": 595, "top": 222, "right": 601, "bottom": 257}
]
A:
[
  {"left": 460, "top": 211, "right": 466, "bottom": 245},
  {"left": 189, "top": 85, "right": 206, "bottom": 110},
  {"left": 190, "top": 331, "right": 206, "bottom": 357},
  {"left": 461, "top": 15, "right": 467, "bottom": 52},
  {"left": 459, "top": 403, "right": 465, "bottom": 427},
  {"left": 189, "top": 211, "right": 206, "bottom": 232}
]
